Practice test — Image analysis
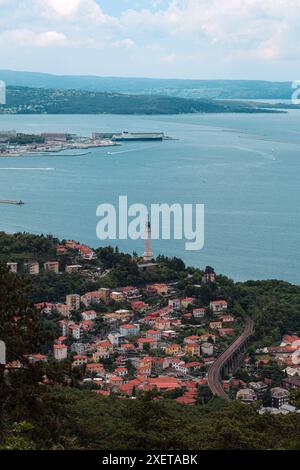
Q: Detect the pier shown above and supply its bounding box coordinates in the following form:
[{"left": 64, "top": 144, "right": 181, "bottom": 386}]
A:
[{"left": 0, "top": 200, "right": 24, "bottom": 205}]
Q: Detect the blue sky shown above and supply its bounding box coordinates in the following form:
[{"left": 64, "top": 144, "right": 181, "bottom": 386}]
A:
[{"left": 0, "top": 0, "right": 299, "bottom": 80}]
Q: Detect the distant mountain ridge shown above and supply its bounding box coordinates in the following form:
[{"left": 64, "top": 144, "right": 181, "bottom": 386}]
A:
[{"left": 0, "top": 70, "right": 293, "bottom": 99}]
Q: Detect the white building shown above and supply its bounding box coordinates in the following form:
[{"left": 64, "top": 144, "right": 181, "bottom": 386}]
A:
[
  {"left": 7, "top": 262, "right": 18, "bottom": 273},
  {"left": 210, "top": 300, "right": 228, "bottom": 314},
  {"left": 201, "top": 342, "right": 214, "bottom": 356},
  {"left": 82, "top": 310, "right": 97, "bottom": 321},
  {"left": 120, "top": 324, "right": 140, "bottom": 337},
  {"left": 69, "top": 324, "right": 81, "bottom": 340},
  {"left": 24, "top": 261, "right": 40, "bottom": 275},
  {"left": 53, "top": 344, "right": 68, "bottom": 361},
  {"left": 236, "top": 388, "right": 257, "bottom": 403}
]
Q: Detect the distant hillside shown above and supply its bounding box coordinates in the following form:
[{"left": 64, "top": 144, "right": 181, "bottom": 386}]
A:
[
  {"left": 0, "top": 86, "right": 286, "bottom": 115},
  {"left": 0, "top": 70, "right": 293, "bottom": 99}
]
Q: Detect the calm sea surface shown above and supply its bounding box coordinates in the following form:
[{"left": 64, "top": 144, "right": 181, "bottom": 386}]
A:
[{"left": 0, "top": 112, "right": 299, "bottom": 283}]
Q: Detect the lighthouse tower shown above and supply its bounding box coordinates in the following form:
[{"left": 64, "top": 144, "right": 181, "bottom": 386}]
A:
[{"left": 143, "top": 217, "right": 153, "bottom": 262}]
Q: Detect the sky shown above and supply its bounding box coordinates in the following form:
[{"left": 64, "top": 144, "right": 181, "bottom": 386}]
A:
[{"left": 0, "top": 0, "right": 299, "bottom": 80}]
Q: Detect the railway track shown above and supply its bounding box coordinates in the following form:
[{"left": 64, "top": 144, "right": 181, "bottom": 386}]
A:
[{"left": 207, "top": 317, "right": 254, "bottom": 400}]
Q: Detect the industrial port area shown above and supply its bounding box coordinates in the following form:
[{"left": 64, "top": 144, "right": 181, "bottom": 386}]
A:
[{"left": 0, "top": 130, "right": 167, "bottom": 157}]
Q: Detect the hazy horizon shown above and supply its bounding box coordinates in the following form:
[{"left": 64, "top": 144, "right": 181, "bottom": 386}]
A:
[{"left": 0, "top": 68, "right": 294, "bottom": 83}]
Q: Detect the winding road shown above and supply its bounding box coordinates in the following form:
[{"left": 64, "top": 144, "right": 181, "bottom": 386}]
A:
[{"left": 208, "top": 317, "right": 254, "bottom": 400}]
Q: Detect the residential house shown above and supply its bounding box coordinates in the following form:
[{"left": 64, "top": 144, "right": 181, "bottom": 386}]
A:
[
  {"left": 34, "top": 302, "right": 55, "bottom": 315},
  {"left": 165, "top": 343, "right": 182, "bottom": 356},
  {"left": 184, "top": 336, "right": 200, "bottom": 344},
  {"left": 78, "top": 245, "right": 96, "bottom": 260},
  {"left": 69, "top": 324, "right": 81, "bottom": 340},
  {"left": 53, "top": 344, "right": 68, "bottom": 361},
  {"left": 82, "top": 310, "right": 97, "bottom": 321},
  {"left": 220, "top": 314, "right": 235, "bottom": 323},
  {"left": 81, "top": 290, "right": 103, "bottom": 307},
  {"left": 209, "top": 321, "right": 223, "bottom": 330},
  {"left": 168, "top": 299, "right": 181, "bottom": 310},
  {"left": 66, "top": 294, "right": 81, "bottom": 312},
  {"left": 210, "top": 300, "right": 228, "bottom": 314},
  {"left": 271, "top": 387, "right": 290, "bottom": 408},
  {"left": 152, "top": 357, "right": 170, "bottom": 373},
  {"left": 98, "top": 288, "right": 111, "bottom": 303},
  {"left": 44, "top": 261, "right": 59, "bottom": 274},
  {"left": 282, "top": 377, "right": 300, "bottom": 391},
  {"left": 65, "top": 266, "right": 81, "bottom": 279},
  {"left": 282, "top": 335, "right": 300, "bottom": 348},
  {"left": 148, "top": 283, "right": 169, "bottom": 296},
  {"left": 155, "top": 318, "right": 171, "bottom": 331},
  {"left": 219, "top": 328, "right": 235, "bottom": 337},
  {"left": 72, "top": 355, "right": 88, "bottom": 367},
  {"left": 80, "top": 320, "right": 94, "bottom": 333},
  {"left": 24, "top": 261, "right": 39, "bottom": 275},
  {"left": 120, "top": 324, "right": 140, "bottom": 337},
  {"left": 120, "top": 286, "right": 140, "bottom": 299},
  {"left": 146, "top": 329, "right": 162, "bottom": 342},
  {"left": 71, "top": 343, "right": 86, "bottom": 355},
  {"left": 201, "top": 342, "right": 214, "bottom": 356},
  {"left": 7, "top": 262, "right": 18, "bottom": 273},
  {"left": 185, "top": 342, "right": 201, "bottom": 357},
  {"left": 108, "top": 333, "right": 124, "bottom": 347},
  {"left": 200, "top": 333, "right": 216, "bottom": 343},
  {"left": 148, "top": 376, "right": 181, "bottom": 391},
  {"left": 181, "top": 298, "right": 195, "bottom": 309},
  {"left": 86, "top": 363, "right": 105, "bottom": 375},
  {"left": 93, "top": 340, "right": 113, "bottom": 360},
  {"left": 137, "top": 338, "right": 157, "bottom": 350},
  {"left": 248, "top": 381, "right": 268, "bottom": 398},
  {"left": 131, "top": 300, "right": 149, "bottom": 312},
  {"left": 56, "top": 244, "right": 67, "bottom": 255},
  {"left": 55, "top": 303, "right": 70, "bottom": 318},
  {"left": 115, "top": 367, "right": 128, "bottom": 377},
  {"left": 28, "top": 354, "right": 48, "bottom": 364},
  {"left": 119, "top": 343, "right": 135, "bottom": 353},
  {"left": 236, "top": 388, "right": 257, "bottom": 403},
  {"left": 58, "top": 320, "right": 70, "bottom": 336},
  {"left": 111, "top": 291, "right": 124, "bottom": 302},
  {"left": 193, "top": 308, "right": 206, "bottom": 319}
]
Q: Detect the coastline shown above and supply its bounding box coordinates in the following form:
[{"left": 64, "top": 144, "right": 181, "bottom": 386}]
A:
[{"left": 0, "top": 139, "right": 119, "bottom": 158}]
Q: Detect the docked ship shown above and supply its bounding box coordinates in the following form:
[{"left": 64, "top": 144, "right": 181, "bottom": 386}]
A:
[{"left": 112, "top": 132, "right": 165, "bottom": 142}]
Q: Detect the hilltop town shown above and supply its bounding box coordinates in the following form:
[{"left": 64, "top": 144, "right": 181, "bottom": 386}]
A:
[{"left": 2, "top": 232, "right": 300, "bottom": 413}]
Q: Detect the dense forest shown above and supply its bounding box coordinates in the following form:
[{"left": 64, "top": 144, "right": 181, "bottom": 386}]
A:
[{"left": 2, "top": 385, "right": 300, "bottom": 450}]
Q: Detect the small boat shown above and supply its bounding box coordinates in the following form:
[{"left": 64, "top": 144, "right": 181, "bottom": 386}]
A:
[{"left": 17, "top": 200, "right": 25, "bottom": 205}]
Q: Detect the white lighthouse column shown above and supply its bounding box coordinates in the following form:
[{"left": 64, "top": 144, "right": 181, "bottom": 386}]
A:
[{"left": 143, "top": 218, "right": 154, "bottom": 262}]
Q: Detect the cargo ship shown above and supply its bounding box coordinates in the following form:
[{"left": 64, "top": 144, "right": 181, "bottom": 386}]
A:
[{"left": 112, "top": 132, "right": 165, "bottom": 142}]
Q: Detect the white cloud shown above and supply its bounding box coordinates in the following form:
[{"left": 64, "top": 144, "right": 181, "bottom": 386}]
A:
[
  {"left": 37, "top": 0, "right": 118, "bottom": 25},
  {"left": 41, "top": 0, "right": 82, "bottom": 18},
  {"left": 112, "top": 38, "right": 135, "bottom": 48},
  {"left": 121, "top": 0, "right": 300, "bottom": 59},
  {"left": 162, "top": 53, "right": 176, "bottom": 63},
  {"left": 0, "top": 0, "right": 300, "bottom": 78},
  {"left": 1, "top": 29, "right": 68, "bottom": 47}
]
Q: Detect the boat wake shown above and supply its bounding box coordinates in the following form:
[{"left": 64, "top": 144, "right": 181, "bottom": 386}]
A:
[
  {"left": 0, "top": 167, "right": 55, "bottom": 171},
  {"left": 107, "top": 145, "right": 160, "bottom": 156}
]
